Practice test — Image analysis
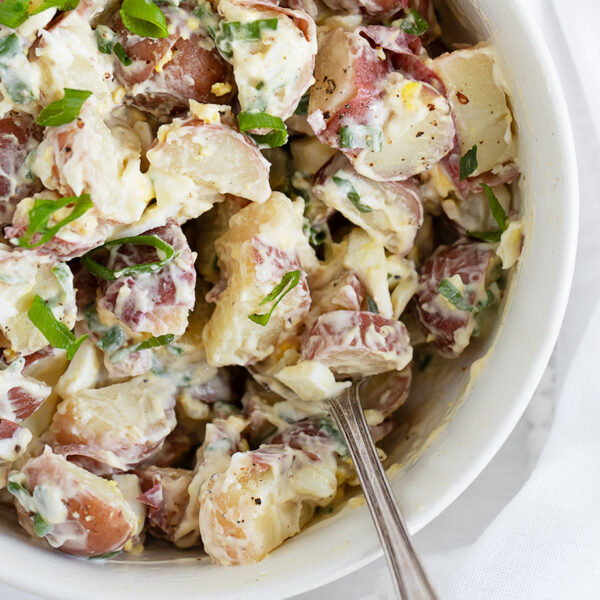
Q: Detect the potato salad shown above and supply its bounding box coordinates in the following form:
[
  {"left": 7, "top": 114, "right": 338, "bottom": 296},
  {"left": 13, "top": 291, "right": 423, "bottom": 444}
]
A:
[{"left": 0, "top": 0, "right": 523, "bottom": 565}]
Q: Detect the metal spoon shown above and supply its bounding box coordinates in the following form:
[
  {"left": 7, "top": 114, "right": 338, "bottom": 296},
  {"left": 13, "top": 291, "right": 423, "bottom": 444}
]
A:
[{"left": 326, "top": 381, "right": 439, "bottom": 600}]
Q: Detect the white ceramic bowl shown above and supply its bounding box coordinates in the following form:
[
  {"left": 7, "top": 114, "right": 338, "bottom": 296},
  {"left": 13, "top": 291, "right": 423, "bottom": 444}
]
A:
[{"left": 0, "top": 0, "right": 578, "bottom": 598}]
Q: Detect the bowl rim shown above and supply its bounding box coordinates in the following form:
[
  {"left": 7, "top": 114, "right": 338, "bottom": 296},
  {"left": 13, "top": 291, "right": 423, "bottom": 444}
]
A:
[{"left": 0, "top": 0, "right": 579, "bottom": 598}]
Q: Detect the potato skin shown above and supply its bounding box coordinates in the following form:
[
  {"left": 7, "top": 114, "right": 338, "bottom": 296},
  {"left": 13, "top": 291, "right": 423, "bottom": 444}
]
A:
[
  {"left": 0, "top": 113, "right": 42, "bottom": 224},
  {"left": 112, "top": 9, "right": 234, "bottom": 114},
  {"left": 13, "top": 447, "right": 136, "bottom": 556}
]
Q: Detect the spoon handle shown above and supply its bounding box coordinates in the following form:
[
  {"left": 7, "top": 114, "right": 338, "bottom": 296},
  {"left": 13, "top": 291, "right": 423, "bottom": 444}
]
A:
[{"left": 327, "top": 384, "right": 439, "bottom": 600}]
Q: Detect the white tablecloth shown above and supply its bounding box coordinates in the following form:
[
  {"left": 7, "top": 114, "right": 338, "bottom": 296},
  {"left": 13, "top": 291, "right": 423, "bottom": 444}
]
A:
[{"left": 2, "top": 1, "right": 599, "bottom": 598}]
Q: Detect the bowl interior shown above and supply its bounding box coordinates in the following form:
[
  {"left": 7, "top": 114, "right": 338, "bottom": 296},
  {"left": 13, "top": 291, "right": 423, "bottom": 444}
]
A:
[{"left": 0, "top": 1, "right": 578, "bottom": 599}]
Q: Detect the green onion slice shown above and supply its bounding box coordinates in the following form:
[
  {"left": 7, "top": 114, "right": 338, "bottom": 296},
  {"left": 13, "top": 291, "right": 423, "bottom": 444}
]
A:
[
  {"left": 6, "top": 479, "right": 29, "bottom": 497},
  {"left": 18, "top": 194, "right": 93, "bottom": 248},
  {"left": 192, "top": 0, "right": 219, "bottom": 38},
  {"left": 332, "top": 175, "right": 372, "bottom": 213},
  {"left": 466, "top": 184, "right": 508, "bottom": 242},
  {"left": 249, "top": 270, "right": 301, "bottom": 326},
  {"left": 32, "top": 513, "right": 53, "bottom": 537},
  {"left": 237, "top": 111, "right": 288, "bottom": 148},
  {"left": 120, "top": 0, "right": 168, "bottom": 39},
  {"left": 339, "top": 125, "right": 383, "bottom": 152},
  {"left": 97, "top": 326, "right": 126, "bottom": 353},
  {"left": 437, "top": 278, "right": 475, "bottom": 313},
  {"left": 481, "top": 183, "right": 507, "bottom": 231},
  {"left": 109, "top": 334, "right": 175, "bottom": 364},
  {"left": 28, "top": 295, "right": 88, "bottom": 360},
  {"left": 0, "top": 34, "right": 37, "bottom": 104},
  {"left": 0, "top": 0, "right": 29, "bottom": 29},
  {"left": 36, "top": 88, "right": 92, "bottom": 127},
  {"left": 89, "top": 551, "right": 121, "bottom": 560},
  {"left": 221, "top": 18, "right": 277, "bottom": 41},
  {"left": 398, "top": 9, "right": 429, "bottom": 36},
  {"left": 366, "top": 295, "right": 379, "bottom": 314},
  {"left": 95, "top": 25, "right": 116, "bottom": 54},
  {"left": 113, "top": 42, "right": 132, "bottom": 66},
  {"left": 30, "top": 0, "right": 80, "bottom": 15},
  {"left": 294, "top": 94, "right": 309, "bottom": 117},
  {"left": 82, "top": 234, "right": 177, "bottom": 281},
  {"left": 466, "top": 230, "right": 502, "bottom": 243},
  {"left": 459, "top": 144, "right": 478, "bottom": 181}
]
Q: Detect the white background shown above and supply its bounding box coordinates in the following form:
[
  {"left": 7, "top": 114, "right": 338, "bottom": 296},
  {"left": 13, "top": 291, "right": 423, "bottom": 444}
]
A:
[{"left": 2, "top": 0, "right": 599, "bottom": 597}]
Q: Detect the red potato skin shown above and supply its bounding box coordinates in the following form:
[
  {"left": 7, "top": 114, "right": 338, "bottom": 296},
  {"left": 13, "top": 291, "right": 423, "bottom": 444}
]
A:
[
  {"left": 16, "top": 450, "right": 135, "bottom": 556},
  {"left": 112, "top": 10, "right": 234, "bottom": 114},
  {"left": 96, "top": 220, "right": 196, "bottom": 336},
  {"left": 0, "top": 114, "right": 42, "bottom": 224},
  {"left": 301, "top": 311, "right": 412, "bottom": 377},
  {"left": 415, "top": 241, "right": 496, "bottom": 357}
]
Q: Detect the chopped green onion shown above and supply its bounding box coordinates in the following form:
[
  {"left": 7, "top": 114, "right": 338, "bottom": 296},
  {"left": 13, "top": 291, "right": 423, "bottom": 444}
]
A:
[
  {"left": 82, "top": 235, "right": 177, "bottom": 281},
  {"left": 109, "top": 334, "right": 175, "bottom": 364},
  {"left": 18, "top": 194, "right": 93, "bottom": 248},
  {"left": 221, "top": 18, "right": 277, "bottom": 41},
  {"left": 32, "top": 513, "right": 53, "bottom": 537},
  {"left": 28, "top": 295, "right": 88, "bottom": 360},
  {"left": 120, "top": 0, "right": 168, "bottom": 39},
  {"left": 437, "top": 278, "right": 475, "bottom": 313},
  {"left": 89, "top": 551, "right": 121, "bottom": 560},
  {"left": 0, "top": 0, "right": 29, "bottom": 29},
  {"left": 397, "top": 9, "right": 429, "bottom": 36},
  {"left": 30, "top": 0, "right": 80, "bottom": 15},
  {"left": 459, "top": 144, "right": 478, "bottom": 181},
  {"left": 481, "top": 183, "right": 507, "bottom": 232},
  {"left": 212, "top": 254, "right": 220, "bottom": 273},
  {"left": 249, "top": 270, "right": 301, "bottom": 326},
  {"left": 113, "top": 42, "right": 132, "bottom": 66},
  {"left": 7, "top": 480, "right": 29, "bottom": 497},
  {"left": 36, "top": 88, "right": 92, "bottom": 127},
  {"left": 137, "top": 334, "right": 175, "bottom": 351},
  {"left": 0, "top": 34, "right": 36, "bottom": 103},
  {"left": 302, "top": 217, "right": 326, "bottom": 247},
  {"left": 295, "top": 94, "right": 309, "bottom": 117},
  {"left": 332, "top": 175, "right": 372, "bottom": 213},
  {"left": 467, "top": 230, "right": 502, "bottom": 243},
  {"left": 97, "top": 326, "right": 126, "bottom": 353},
  {"left": 366, "top": 295, "right": 379, "bottom": 314},
  {"left": 95, "top": 26, "right": 132, "bottom": 65},
  {"left": 237, "top": 111, "right": 288, "bottom": 148},
  {"left": 95, "top": 25, "right": 116, "bottom": 54},
  {"left": 467, "top": 184, "right": 508, "bottom": 242},
  {"left": 192, "top": 0, "right": 219, "bottom": 38},
  {"left": 339, "top": 125, "right": 383, "bottom": 152}
]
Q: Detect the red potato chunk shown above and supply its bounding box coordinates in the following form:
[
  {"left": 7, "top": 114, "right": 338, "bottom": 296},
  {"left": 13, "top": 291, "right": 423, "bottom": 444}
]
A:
[
  {"left": 218, "top": 0, "right": 317, "bottom": 120},
  {"left": 301, "top": 310, "right": 412, "bottom": 377},
  {"left": 112, "top": 7, "right": 234, "bottom": 115},
  {"left": 0, "top": 113, "right": 42, "bottom": 224},
  {"left": 144, "top": 118, "right": 271, "bottom": 229},
  {"left": 199, "top": 444, "right": 340, "bottom": 565},
  {"left": 202, "top": 193, "right": 314, "bottom": 367},
  {"left": 320, "top": 0, "right": 406, "bottom": 18},
  {"left": 96, "top": 220, "right": 196, "bottom": 337},
  {"left": 0, "top": 419, "right": 32, "bottom": 486},
  {"left": 136, "top": 466, "right": 194, "bottom": 544},
  {"left": 416, "top": 241, "right": 500, "bottom": 358},
  {"left": 0, "top": 360, "right": 49, "bottom": 475},
  {"left": 0, "top": 360, "right": 51, "bottom": 424},
  {"left": 49, "top": 375, "right": 177, "bottom": 475},
  {"left": 308, "top": 26, "right": 454, "bottom": 182},
  {"left": 10, "top": 446, "right": 137, "bottom": 557},
  {"left": 313, "top": 154, "right": 423, "bottom": 256}
]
